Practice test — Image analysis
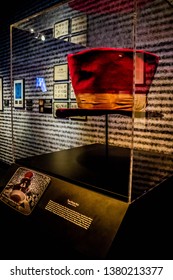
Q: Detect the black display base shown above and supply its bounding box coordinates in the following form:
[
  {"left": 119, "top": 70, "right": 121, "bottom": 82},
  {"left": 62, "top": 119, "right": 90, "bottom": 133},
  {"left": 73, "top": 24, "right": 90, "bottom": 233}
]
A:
[
  {"left": 1, "top": 145, "right": 173, "bottom": 260},
  {"left": 0, "top": 162, "right": 173, "bottom": 260},
  {"left": 16, "top": 143, "right": 173, "bottom": 203},
  {"left": 0, "top": 163, "right": 128, "bottom": 259},
  {"left": 16, "top": 143, "right": 131, "bottom": 201}
]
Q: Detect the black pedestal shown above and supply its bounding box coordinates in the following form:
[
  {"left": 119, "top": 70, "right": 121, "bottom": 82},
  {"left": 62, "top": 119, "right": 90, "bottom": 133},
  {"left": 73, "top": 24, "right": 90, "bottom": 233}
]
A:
[
  {"left": 0, "top": 144, "right": 173, "bottom": 260},
  {"left": 16, "top": 143, "right": 131, "bottom": 201}
]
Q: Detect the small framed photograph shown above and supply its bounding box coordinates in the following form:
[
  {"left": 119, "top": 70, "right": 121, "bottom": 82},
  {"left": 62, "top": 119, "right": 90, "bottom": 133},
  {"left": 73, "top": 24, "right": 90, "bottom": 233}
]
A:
[
  {"left": 135, "top": 52, "right": 144, "bottom": 84},
  {"left": 0, "top": 77, "right": 3, "bottom": 111},
  {"left": 70, "top": 115, "right": 87, "bottom": 121},
  {"left": 69, "top": 83, "right": 76, "bottom": 99},
  {"left": 54, "top": 64, "right": 69, "bottom": 81},
  {"left": 70, "top": 33, "right": 87, "bottom": 46},
  {"left": 26, "top": 99, "right": 33, "bottom": 111},
  {"left": 0, "top": 166, "right": 51, "bottom": 216},
  {"left": 71, "top": 15, "right": 87, "bottom": 34},
  {"left": 69, "top": 102, "right": 87, "bottom": 121},
  {"left": 54, "top": 19, "right": 69, "bottom": 39},
  {"left": 39, "top": 99, "right": 52, "bottom": 114},
  {"left": 70, "top": 102, "right": 78, "bottom": 109},
  {"left": 53, "top": 102, "right": 68, "bottom": 117},
  {"left": 53, "top": 83, "right": 68, "bottom": 99},
  {"left": 14, "top": 79, "right": 25, "bottom": 109}
]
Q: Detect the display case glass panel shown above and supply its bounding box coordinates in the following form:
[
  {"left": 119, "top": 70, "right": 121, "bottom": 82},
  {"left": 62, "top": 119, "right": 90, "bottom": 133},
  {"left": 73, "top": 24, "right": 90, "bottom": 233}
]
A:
[{"left": 10, "top": 0, "right": 173, "bottom": 204}]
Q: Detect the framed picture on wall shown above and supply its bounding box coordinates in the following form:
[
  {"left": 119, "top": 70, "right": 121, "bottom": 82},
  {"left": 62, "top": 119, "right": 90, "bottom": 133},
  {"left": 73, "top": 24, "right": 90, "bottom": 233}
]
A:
[
  {"left": 0, "top": 77, "right": 3, "bottom": 111},
  {"left": 70, "top": 33, "right": 87, "bottom": 46},
  {"left": 54, "top": 64, "right": 69, "bottom": 81},
  {"left": 135, "top": 52, "right": 144, "bottom": 84},
  {"left": 39, "top": 99, "right": 52, "bottom": 114},
  {"left": 53, "top": 83, "right": 69, "bottom": 99},
  {"left": 69, "top": 102, "right": 87, "bottom": 121},
  {"left": 53, "top": 101, "right": 68, "bottom": 118},
  {"left": 54, "top": 19, "right": 69, "bottom": 39},
  {"left": 14, "top": 79, "right": 25, "bottom": 108},
  {"left": 69, "top": 82, "right": 76, "bottom": 99},
  {"left": 71, "top": 15, "right": 87, "bottom": 34}
]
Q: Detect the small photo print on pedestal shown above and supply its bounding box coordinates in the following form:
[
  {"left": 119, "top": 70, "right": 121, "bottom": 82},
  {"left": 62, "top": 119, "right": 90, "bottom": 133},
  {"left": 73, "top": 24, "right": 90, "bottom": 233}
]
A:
[{"left": 0, "top": 167, "right": 51, "bottom": 215}]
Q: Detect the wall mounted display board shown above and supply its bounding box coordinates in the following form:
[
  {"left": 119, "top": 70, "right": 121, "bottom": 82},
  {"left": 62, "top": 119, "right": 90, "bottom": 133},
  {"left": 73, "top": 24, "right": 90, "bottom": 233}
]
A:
[
  {"left": 54, "top": 64, "right": 69, "bottom": 82},
  {"left": 70, "top": 33, "right": 87, "bottom": 46},
  {"left": 53, "top": 83, "right": 69, "bottom": 99},
  {"left": 69, "top": 83, "right": 76, "bottom": 99},
  {"left": 13, "top": 79, "right": 25, "bottom": 109},
  {"left": 39, "top": 99, "right": 52, "bottom": 113},
  {"left": 54, "top": 19, "right": 69, "bottom": 39},
  {"left": 71, "top": 15, "right": 87, "bottom": 33}
]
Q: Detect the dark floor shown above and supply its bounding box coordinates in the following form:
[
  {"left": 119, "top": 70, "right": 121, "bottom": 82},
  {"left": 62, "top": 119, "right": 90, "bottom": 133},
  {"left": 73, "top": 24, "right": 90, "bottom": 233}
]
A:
[{"left": 0, "top": 160, "right": 173, "bottom": 260}]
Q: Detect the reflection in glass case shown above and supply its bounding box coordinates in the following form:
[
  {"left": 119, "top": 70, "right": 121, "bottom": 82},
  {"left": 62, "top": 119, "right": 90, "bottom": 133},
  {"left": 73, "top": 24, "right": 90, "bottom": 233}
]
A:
[{"left": 10, "top": 0, "right": 173, "bottom": 204}]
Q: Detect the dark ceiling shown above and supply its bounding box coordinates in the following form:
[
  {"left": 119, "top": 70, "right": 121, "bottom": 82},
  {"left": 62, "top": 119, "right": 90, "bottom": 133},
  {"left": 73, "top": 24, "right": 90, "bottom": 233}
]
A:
[
  {"left": 0, "top": 0, "right": 40, "bottom": 25},
  {"left": 0, "top": 0, "right": 173, "bottom": 25},
  {"left": 1, "top": 3, "right": 19, "bottom": 23}
]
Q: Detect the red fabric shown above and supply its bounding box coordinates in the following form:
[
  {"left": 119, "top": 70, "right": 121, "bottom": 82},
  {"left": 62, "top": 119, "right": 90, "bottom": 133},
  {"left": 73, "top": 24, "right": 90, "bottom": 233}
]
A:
[
  {"left": 24, "top": 171, "right": 33, "bottom": 179},
  {"left": 67, "top": 48, "right": 159, "bottom": 95}
]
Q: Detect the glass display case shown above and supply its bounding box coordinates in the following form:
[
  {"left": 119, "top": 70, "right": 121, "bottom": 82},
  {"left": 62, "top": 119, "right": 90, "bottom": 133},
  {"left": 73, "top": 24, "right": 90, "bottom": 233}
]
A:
[
  {"left": 6, "top": 0, "right": 173, "bottom": 258},
  {"left": 10, "top": 0, "right": 173, "bottom": 202}
]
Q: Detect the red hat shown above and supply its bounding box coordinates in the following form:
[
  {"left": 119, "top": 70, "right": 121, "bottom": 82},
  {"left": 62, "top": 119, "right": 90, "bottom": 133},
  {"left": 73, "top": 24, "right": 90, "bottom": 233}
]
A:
[
  {"left": 67, "top": 48, "right": 159, "bottom": 111},
  {"left": 24, "top": 171, "right": 33, "bottom": 179}
]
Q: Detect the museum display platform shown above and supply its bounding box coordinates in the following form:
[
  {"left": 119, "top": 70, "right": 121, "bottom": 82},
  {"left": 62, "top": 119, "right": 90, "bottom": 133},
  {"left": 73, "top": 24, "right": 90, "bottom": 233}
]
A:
[
  {"left": 1, "top": 143, "right": 172, "bottom": 259},
  {"left": 15, "top": 143, "right": 173, "bottom": 202},
  {"left": 0, "top": 154, "right": 173, "bottom": 260},
  {"left": 16, "top": 143, "right": 131, "bottom": 201}
]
